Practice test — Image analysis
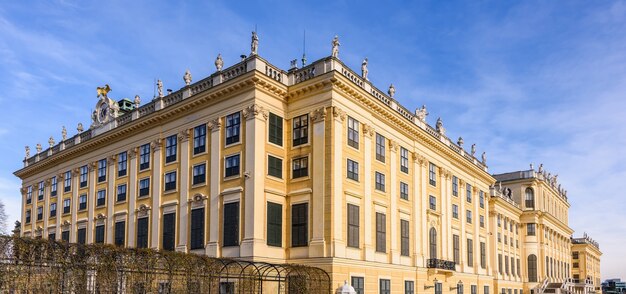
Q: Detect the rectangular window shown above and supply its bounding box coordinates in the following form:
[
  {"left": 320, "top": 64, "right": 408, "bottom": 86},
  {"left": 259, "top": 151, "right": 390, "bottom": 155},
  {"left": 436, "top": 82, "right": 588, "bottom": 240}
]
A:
[
  {"left": 429, "top": 162, "right": 437, "bottom": 186},
  {"left": 379, "top": 279, "right": 390, "bottom": 294},
  {"left": 268, "top": 155, "right": 283, "bottom": 178},
  {"left": 95, "top": 224, "right": 105, "bottom": 243},
  {"left": 401, "top": 219, "right": 409, "bottom": 256},
  {"left": 63, "top": 199, "right": 70, "bottom": 214},
  {"left": 375, "top": 133, "right": 385, "bottom": 162},
  {"left": 375, "top": 172, "right": 385, "bottom": 192},
  {"left": 452, "top": 204, "right": 459, "bottom": 219},
  {"left": 80, "top": 165, "right": 88, "bottom": 187},
  {"left": 505, "top": 256, "right": 509, "bottom": 274},
  {"left": 466, "top": 183, "right": 472, "bottom": 203},
  {"left": 466, "top": 210, "right": 472, "bottom": 224},
  {"left": 35, "top": 206, "right": 41, "bottom": 220},
  {"left": 347, "top": 116, "right": 359, "bottom": 149},
  {"left": 400, "top": 182, "right": 409, "bottom": 200},
  {"left": 480, "top": 215, "right": 485, "bottom": 228},
  {"left": 292, "top": 114, "right": 309, "bottom": 146},
  {"left": 351, "top": 277, "right": 364, "bottom": 294},
  {"left": 49, "top": 203, "right": 57, "bottom": 217},
  {"left": 223, "top": 202, "right": 239, "bottom": 246},
  {"left": 98, "top": 159, "right": 107, "bottom": 182},
  {"left": 192, "top": 163, "right": 206, "bottom": 185},
  {"left": 96, "top": 189, "right": 106, "bottom": 207},
  {"left": 139, "top": 178, "right": 150, "bottom": 197},
  {"left": 225, "top": 154, "right": 240, "bottom": 178},
  {"left": 452, "top": 176, "right": 458, "bottom": 196},
  {"left": 77, "top": 228, "right": 86, "bottom": 245},
  {"left": 193, "top": 124, "right": 207, "bottom": 154},
  {"left": 435, "top": 283, "right": 443, "bottom": 294},
  {"left": 64, "top": 171, "right": 71, "bottom": 192},
  {"left": 511, "top": 257, "right": 515, "bottom": 276},
  {"left": 527, "top": 223, "right": 536, "bottom": 236},
  {"left": 165, "top": 134, "right": 177, "bottom": 163},
  {"left": 498, "top": 232, "right": 501, "bottom": 243},
  {"left": 480, "top": 242, "right": 486, "bottom": 269},
  {"left": 471, "top": 285, "right": 477, "bottom": 294},
  {"left": 164, "top": 171, "right": 177, "bottom": 191},
  {"left": 429, "top": 195, "right": 436, "bottom": 210},
  {"left": 225, "top": 112, "right": 241, "bottom": 145},
  {"left": 400, "top": 147, "right": 409, "bottom": 173},
  {"left": 347, "top": 159, "right": 359, "bottom": 181},
  {"left": 26, "top": 186, "right": 32, "bottom": 204},
  {"left": 292, "top": 157, "right": 308, "bottom": 178},
  {"left": 405, "top": 281, "right": 415, "bottom": 294},
  {"left": 267, "top": 202, "right": 282, "bottom": 247},
  {"left": 38, "top": 181, "right": 44, "bottom": 201},
  {"left": 49, "top": 234, "right": 55, "bottom": 241},
  {"left": 190, "top": 208, "right": 205, "bottom": 250},
  {"left": 375, "top": 212, "right": 386, "bottom": 252},
  {"left": 467, "top": 239, "right": 474, "bottom": 267},
  {"left": 479, "top": 191, "right": 485, "bottom": 208},
  {"left": 115, "top": 221, "right": 125, "bottom": 246},
  {"left": 118, "top": 151, "right": 127, "bottom": 177},
  {"left": 347, "top": 204, "right": 359, "bottom": 248},
  {"left": 25, "top": 210, "right": 31, "bottom": 223},
  {"left": 572, "top": 252, "right": 579, "bottom": 259},
  {"left": 453, "top": 234, "right": 460, "bottom": 264},
  {"left": 484, "top": 286, "right": 490, "bottom": 294},
  {"left": 137, "top": 217, "right": 149, "bottom": 248},
  {"left": 61, "top": 230, "right": 69, "bottom": 242},
  {"left": 517, "top": 259, "right": 521, "bottom": 277},
  {"left": 269, "top": 112, "right": 283, "bottom": 146},
  {"left": 139, "top": 143, "right": 150, "bottom": 170},
  {"left": 50, "top": 176, "right": 57, "bottom": 197},
  {"left": 117, "top": 184, "right": 127, "bottom": 202},
  {"left": 291, "top": 203, "right": 308, "bottom": 247},
  {"left": 79, "top": 194, "right": 87, "bottom": 210},
  {"left": 162, "top": 212, "right": 176, "bottom": 251}
]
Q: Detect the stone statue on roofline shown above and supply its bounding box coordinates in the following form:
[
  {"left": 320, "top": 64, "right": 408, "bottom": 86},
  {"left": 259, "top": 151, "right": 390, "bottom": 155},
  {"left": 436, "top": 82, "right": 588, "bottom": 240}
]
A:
[
  {"left": 361, "top": 58, "right": 368, "bottom": 80},
  {"left": 77, "top": 123, "right": 84, "bottom": 133},
  {"left": 538, "top": 163, "right": 544, "bottom": 173},
  {"left": 215, "top": 54, "right": 224, "bottom": 71},
  {"left": 251, "top": 31, "right": 259, "bottom": 55},
  {"left": 36, "top": 143, "right": 42, "bottom": 154},
  {"left": 62, "top": 126, "right": 67, "bottom": 141},
  {"left": 482, "top": 152, "right": 487, "bottom": 164},
  {"left": 48, "top": 136, "right": 55, "bottom": 148},
  {"left": 388, "top": 84, "right": 395, "bottom": 98},
  {"left": 134, "top": 95, "right": 141, "bottom": 109},
  {"left": 183, "top": 69, "right": 192, "bottom": 86},
  {"left": 457, "top": 137, "right": 464, "bottom": 147},
  {"left": 331, "top": 35, "right": 340, "bottom": 58},
  {"left": 471, "top": 144, "right": 476, "bottom": 156},
  {"left": 25, "top": 146, "right": 30, "bottom": 158},
  {"left": 435, "top": 117, "right": 445, "bottom": 135},
  {"left": 415, "top": 105, "right": 428, "bottom": 122},
  {"left": 157, "top": 80, "right": 164, "bottom": 98}
]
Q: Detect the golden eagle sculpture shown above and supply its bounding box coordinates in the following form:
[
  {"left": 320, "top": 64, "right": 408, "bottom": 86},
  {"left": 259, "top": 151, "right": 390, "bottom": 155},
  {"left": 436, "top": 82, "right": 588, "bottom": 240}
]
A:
[{"left": 96, "top": 84, "right": 111, "bottom": 99}]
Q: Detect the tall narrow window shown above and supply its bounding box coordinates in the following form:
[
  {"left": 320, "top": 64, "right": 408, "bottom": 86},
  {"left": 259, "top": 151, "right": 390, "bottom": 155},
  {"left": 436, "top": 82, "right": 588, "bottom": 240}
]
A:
[
  {"left": 376, "top": 212, "right": 386, "bottom": 252},
  {"left": 505, "top": 257, "right": 510, "bottom": 275},
  {"left": 453, "top": 234, "right": 460, "bottom": 264},
  {"left": 96, "top": 189, "right": 106, "bottom": 207},
  {"left": 429, "top": 195, "right": 436, "bottom": 210},
  {"left": 63, "top": 199, "right": 70, "bottom": 214},
  {"left": 480, "top": 242, "right": 486, "bottom": 269},
  {"left": 268, "top": 155, "right": 283, "bottom": 178},
  {"left": 375, "top": 172, "right": 385, "bottom": 192},
  {"left": 61, "top": 230, "right": 69, "bottom": 242},
  {"left": 118, "top": 151, "right": 127, "bottom": 177},
  {"left": 400, "top": 182, "right": 409, "bottom": 200},
  {"left": 115, "top": 221, "right": 125, "bottom": 246},
  {"left": 139, "top": 143, "right": 150, "bottom": 170},
  {"left": 525, "top": 188, "right": 535, "bottom": 209},
  {"left": 50, "top": 176, "right": 57, "bottom": 197},
  {"left": 347, "top": 159, "right": 359, "bottom": 181},
  {"left": 511, "top": 257, "right": 516, "bottom": 276},
  {"left": 223, "top": 202, "right": 240, "bottom": 246},
  {"left": 480, "top": 215, "right": 485, "bottom": 228},
  {"left": 164, "top": 171, "right": 177, "bottom": 191},
  {"left": 192, "top": 163, "right": 206, "bottom": 185},
  {"left": 190, "top": 208, "right": 205, "bottom": 250},
  {"left": 97, "top": 159, "right": 107, "bottom": 182},
  {"left": 351, "top": 277, "right": 364, "bottom": 294},
  {"left": 347, "top": 116, "right": 359, "bottom": 149},
  {"left": 452, "top": 176, "right": 458, "bottom": 196},
  {"left": 269, "top": 112, "right": 283, "bottom": 146},
  {"left": 64, "top": 171, "right": 71, "bottom": 192},
  {"left": 375, "top": 133, "right": 385, "bottom": 162},
  {"left": 379, "top": 279, "right": 390, "bottom": 294},
  {"left": 117, "top": 184, "right": 127, "bottom": 202},
  {"left": 225, "top": 112, "right": 241, "bottom": 145},
  {"left": 291, "top": 203, "right": 308, "bottom": 247},
  {"left": 267, "top": 202, "right": 282, "bottom": 247},
  {"left": 484, "top": 286, "right": 490, "bottom": 294},
  {"left": 139, "top": 178, "right": 150, "bottom": 197},
  {"left": 165, "top": 134, "right": 177, "bottom": 163},
  {"left": 466, "top": 183, "right": 472, "bottom": 203},
  {"left": 25, "top": 210, "right": 31, "bottom": 223},
  {"left": 452, "top": 204, "right": 459, "bottom": 219},
  {"left": 400, "top": 147, "right": 409, "bottom": 173},
  {"left": 429, "top": 228, "right": 437, "bottom": 259},
  {"left": 347, "top": 204, "right": 360, "bottom": 248},
  {"left": 292, "top": 114, "right": 309, "bottom": 146},
  {"left": 479, "top": 191, "right": 485, "bottom": 208},
  {"left": 429, "top": 162, "right": 437, "bottom": 186},
  {"left": 95, "top": 224, "right": 105, "bottom": 243},
  {"left": 467, "top": 238, "right": 474, "bottom": 267},
  {"left": 498, "top": 254, "right": 503, "bottom": 274},
  {"left": 37, "top": 181, "right": 44, "bottom": 201},
  {"left": 80, "top": 165, "right": 88, "bottom": 187},
  {"left": 401, "top": 219, "right": 409, "bottom": 256},
  {"left": 77, "top": 228, "right": 86, "bottom": 244},
  {"left": 49, "top": 203, "right": 57, "bottom": 217},
  {"left": 527, "top": 223, "right": 536, "bottom": 236},
  {"left": 137, "top": 217, "right": 149, "bottom": 248},
  {"left": 162, "top": 213, "right": 176, "bottom": 251},
  {"left": 79, "top": 194, "right": 87, "bottom": 210},
  {"left": 466, "top": 210, "right": 472, "bottom": 224},
  {"left": 193, "top": 124, "right": 207, "bottom": 154},
  {"left": 405, "top": 281, "right": 415, "bottom": 294},
  {"left": 225, "top": 154, "right": 240, "bottom": 178},
  {"left": 26, "top": 186, "right": 32, "bottom": 204}
]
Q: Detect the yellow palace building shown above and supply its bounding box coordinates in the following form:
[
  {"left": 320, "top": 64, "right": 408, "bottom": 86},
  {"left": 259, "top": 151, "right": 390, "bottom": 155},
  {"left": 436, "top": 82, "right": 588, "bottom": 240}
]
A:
[{"left": 14, "top": 35, "right": 600, "bottom": 294}]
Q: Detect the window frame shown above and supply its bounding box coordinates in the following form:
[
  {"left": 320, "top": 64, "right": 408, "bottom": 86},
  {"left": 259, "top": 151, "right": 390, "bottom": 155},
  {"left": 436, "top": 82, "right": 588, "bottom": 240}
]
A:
[
  {"left": 190, "top": 207, "right": 205, "bottom": 250},
  {"left": 192, "top": 163, "right": 207, "bottom": 185},
  {"left": 291, "top": 203, "right": 308, "bottom": 247},
  {"left": 268, "top": 112, "right": 283, "bottom": 146},
  {"left": 139, "top": 178, "right": 150, "bottom": 197},
  {"left": 118, "top": 151, "right": 128, "bottom": 177},
  {"left": 429, "top": 162, "right": 437, "bottom": 186},
  {"left": 63, "top": 198, "right": 70, "bottom": 214},
  {"left": 347, "top": 159, "right": 359, "bottom": 181},
  {"left": 267, "top": 155, "right": 283, "bottom": 179},
  {"left": 400, "top": 147, "right": 409, "bottom": 173},
  {"left": 266, "top": 202, "right": 283, "bottom": 247},
  {"left": 164, "top": 171, "right": 177, "bottom": 192},
  {"left": 223, "top": 202, "right": 240, "bottom": 247},
  {"left": 193, "top": 124, "right": 207, "bottom": 155},
  {"left": 375, "top": 212, "right": 386, "bottom": 252},
  {"left": 292, "top": 156, "right": 309, "bottom": 179},
  {"left": 224, "top": 154, "right": 241, "bottom": 178},
  {"left": 117, "top": 184, "right": 127, "bottom": 202},
  {"left": 79, "top": 194, "right": 87, "bottom": 211},
  {"left": 347, "top": 204, "right": 360, "bottom": 248},
  {"left": 139, "top": 143, "right": 150, "bottom": 170},
  {"left": 375, "top": 133, "right": 385, "bottom": 162},
  {"left": 347, "top": 116, "right": 359, "bottom": 149},
  {"left": 165, "top": 134, "right": 178, "bottom": 163},
  {"left": 375, "top": 172, "right": 385, "bottom": 192},
  {"left": 400, "top": 219, "right": 410, "bottom": 256},
  {"left": 292, "top": 114, "right": 309, "bottom": 146},
  {"left": 225, "top": 112, "right": 241, "bottom": 146},
  {"left": 97, "top": 159, "right": 107, "bottom": 182},
  {"left": 80, "top": 165, "right": 88, "bottom": 187},
  {"left": 96, "top": 189, "right": 106, "bottom": 207}
]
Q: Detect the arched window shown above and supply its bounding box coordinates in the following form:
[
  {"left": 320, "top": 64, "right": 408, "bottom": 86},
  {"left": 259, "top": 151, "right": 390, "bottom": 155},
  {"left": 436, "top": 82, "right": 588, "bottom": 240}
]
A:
[
  {"left": 528, "top": 254, "right": 538, "bottom": 282},
  {"left": 429, "top": 228, "right": 437, "bottom": 259},
  {"left": 525, "top": 188, "right": 535, "bottom": 209}
]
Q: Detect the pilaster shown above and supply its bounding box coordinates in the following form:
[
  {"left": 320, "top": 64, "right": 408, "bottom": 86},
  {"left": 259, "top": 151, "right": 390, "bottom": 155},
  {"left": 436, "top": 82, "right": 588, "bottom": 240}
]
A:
[
  {"left": 106, "top": 155, "right": 116, "bottom": 244},
  {"left": 151, "top": 138, "right": 162, "bottom": 249},
  {"left": 87, "top": 161, "right": 96, "bottom": 243},
  {"left": 207, "top": 119, "right": 221, "bottom": 257},
  {"left": 70, "top": 169, "right": 79, "bottom": 242},
  {"left": 332, "top": 107, "right": 345, "bottom": 258},
  {"left": 309, "top": 106, "right": 327, "bottom": 257},
  {"left": 177, "top": 130, "right": 190, "bottom": 253},
  {"left": 363, "top": 123, "right": 375, "bottom": 260},
  {"left": 389, "top": 140, "right": 399, "bottom": 264},
  {"left": 127, "top": 148, "right": 138, "bottom": 247}
]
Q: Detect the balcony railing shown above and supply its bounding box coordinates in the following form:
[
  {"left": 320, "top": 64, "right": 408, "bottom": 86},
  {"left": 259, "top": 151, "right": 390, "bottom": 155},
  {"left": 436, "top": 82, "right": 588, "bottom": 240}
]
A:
[{"left": 427, "top": 258, "right": 456, "bottom": 271}]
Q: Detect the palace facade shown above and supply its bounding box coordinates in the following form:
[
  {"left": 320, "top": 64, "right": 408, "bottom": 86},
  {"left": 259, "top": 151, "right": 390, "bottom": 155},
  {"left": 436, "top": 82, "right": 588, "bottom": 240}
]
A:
[{"left": 14, "top": 37, "right": 600, "bottom": 294}]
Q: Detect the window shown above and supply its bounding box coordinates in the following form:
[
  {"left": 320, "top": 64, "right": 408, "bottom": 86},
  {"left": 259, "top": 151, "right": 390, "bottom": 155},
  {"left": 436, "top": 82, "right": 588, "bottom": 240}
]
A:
[
  {"left": 268, "top": 155, "right": 282, "bottom": 178},
  {"left": 95, "top": 224, "right": 105, "bottom": 243},
  {"left": 466, "top": 183, "right": 472, "bottom": 203},
  {"left": 80, "top": 165, "right": 88, "bottom": 187},
  {"left": 498, "top": 232, "right": 501, "bottom": 243},
  {"left": 484, "top": 286, "right": 490, "bottom": 294},
  {"left": 452, "top": 204, "right": 459, "bottom": 219},
  {"left": 267, "top": 202, "right": 282, "bottom": 247},
  {"left": 139, "top": 143, "right": 150, "bottom": 170},
  {"left": 61, "top": 230, "right": 69, "bottom": 242},
  {"left": 118, "top": 151, "right": 127, "bottom": 177},
  {"left": 291, "top": 203, "right": 308, "bottom": 247},
  {"left": 190, "top": 208, "right": 205, "bottom": 250},
  {"left": 50, "top": 176, "right": 57, "bottom": 197},
  {"left": 457, "top": 283, "right": 464, "bottom": 294},
  {"left": 480, "top": 242, "right": 486, "bottom": 269},
  {"left": 401, "top": 219, "right": 409, "bottom": 256},
  {"left": 452, "top": 176, "right": 458, "bottom": 196},
  {"left": 347, "top": 116, "right": 359, "bottom": 148},
  {"left": 25, "top": 210, "right": 31, "bottom": 223},
  {"left": 347, "top": 159, "right": 359, "bottom": 181},
  {"left": 480, "top": 215, "right": 485, "bottom": 228},
  {"left": 193, "top": 124, "right": 207, "bottom": 154},
  {"left": 429, "top": 162, "right": 437, "bottom": 186},
  {"left": 375, "top": 213, "right": 386, "bottom": 252},
  {"left": 429, "top": 195, "right": 436, "bottom": 210},
  {"left": 77, "top": 228, "right": 86, "bottom": 244},
  {"left": 37, "top": 181, "right": 44, "bottom": 201},
  {"left": 435, "top": 282, "right": 443, "bottom": 294},
  {"left": 405, "top": 281, "right": 415, "bottom": 294},
  {"left": 572, "top": 252, "right": 579, "bottom": 259},
  {"left": 98, "top": 159, "right": 107, "bottom": 182},
  {"left": 192, "top": 163, "right": 206, "bottom": 185},
  {"left": 96, "top": 189, "right": 106, "bottom": 207},
  {"left": 225, "top": 154, "right": 240, "bottom": 177},
  {"left": 429, "top": 228, "right": 437, "bottom": 258},
  {"left": 165, "top": 134, "right": 177, "bottom": 163},
  {"left": 525, "top": 188, "right": 535, "bottom": 209},
  {"left": 400, "top": 182, "right": 409, "bottom": 200},
  {"left": 79, "top": 194, "right": 87, "bottom": 210},
  {"left": 268, "top": 112, "right": 283, "bottom": 146},
  {"left": 347, "top": 204, "right": 359, "bottom": 248},
  {"left": 26, "top": 186, "right": 32, "bottom": 204},
  {"left": 292, "top": 114, "right": 309, "bottom": 146},
  {"left": 115, "top": 221, "right": 125, "bottom": 246},
  {"left": 225, "top": 112, "right": 241, "bottom": 145},
  {"left": 63, "top": 199, "right": 70, "bottom": 214},
  {"left": 467, "top": 239, "right": 473, "bottom": 267},
  {"left": 471, "top": 285, "right": 477, "bottom": 294},
  {"left": 528, "top": 254, "right": 538, "bottom": 282},
  {"left": 511, "top": 257, "right": 515, "bottom": 276},
  {"left": 50, "top": 203, "right": 57, "bottom": 217},
  {"left": 139, "top": 178, "right": 150, "bottom": 197},
  {"left": 466, "top": 210, "right": 472, "bottom": 224},
  {"left": 453, "top": 234, "right": 460, "bottom": 264},
  {"left": 137, "top": 217, "right": 149, "bottom": 248},
  {"left": 292, "top": 157, "right": 308, "bottom": 178},
  {"left": 351, "top": 277, "right": 364, "bottom": 294},
  {"left": 375, "top": 133, "right": 385, "bottom": 162},
  {"left": 479, "top": 191, "right": 485, "bottom": 208},
  {"left": 375, "top": 172, "right": 385, "bottom": 192},
  {"left": 573, "top": 262, "right": 579, "bottom": 268},
  {"left": 117, "top": 184, "right": 127, "bottom": 202},
  {"left": 379, "top": 279, "right": 390, "bottom": 294},
  {"left": 400, "top": 147, "right": 409, "bottom": 173},
  {"left": 49, "top": 233, "right": 56, "bottom": 242},
  {"left": 527, "top": 223, "right": 536, "bottom": 236},
  {"left": 498, "top": 254, "right": 503, "bottom": 274},
  {"left": 219, "top": 203, "right": 241, "bottom": 248},
  {"left": 37, "top": 206, "right": 43, "bottom": 220},
  {"left": 64, "top": 171, "right": 71, "bottom": 192},
  {"left": 517, "top": 258, "right": 521, "bottom": 277},
  {"left": 162, "top": 213, "right": 176, "bottom": 251},
  {"left": 164, "top": 171, "right": 177, "bottom": 191}
]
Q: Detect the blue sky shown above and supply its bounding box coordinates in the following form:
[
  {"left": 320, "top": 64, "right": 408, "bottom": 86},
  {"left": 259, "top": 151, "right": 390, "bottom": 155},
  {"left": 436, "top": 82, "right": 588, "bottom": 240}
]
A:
[{"left": 1, "top": 0, "right": 625, "bottom": 278}]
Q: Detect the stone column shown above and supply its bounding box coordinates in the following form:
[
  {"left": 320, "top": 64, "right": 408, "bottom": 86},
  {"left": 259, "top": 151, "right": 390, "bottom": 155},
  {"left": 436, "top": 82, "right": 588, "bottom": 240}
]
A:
[
  {"left": 87, "top": 162, "right": 96, "bottom": 244},
  {"left": 363, "top": 124, "right": 375, "bottom": 260},
  {"left": 151, "top": 139, "right": 162, "bottom": 249},
  {"left": 418, "top": 155, "right": 428, "bottom": 265},
  {"left": 412, "top": 153, "right": 424, "bottom": 266},
  {"left": 389, "top": 140, "right": 399, "bottom": 264},
  {"left": 332, "top": 107, "right": 346, "bottom": 258},
  {"left": 42, "top": 180, "right": 50, "bottom": 238},
  {"left": 177, "top": 130, "right": 190, "bottom": 252},
  {"left": 106, "top": 155, "right": 116, "bottom": 244},
  {"left": 70, "top": 169, "right": 79, "bottom": 242},
  {"left": 127, "top": 148, "right": 138, "bottom": 247},
  {"left": 309, "top": 107, "right": 327, "bottom": 258},
  {"left": 440, "top": 167, "right": 449, "bottom": 261},
  {"left": 206, "top": 119, "right": 221, "bottom": 257},
  {"left": 241, "top": 104, "right": 268, "bottom": 257}
]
